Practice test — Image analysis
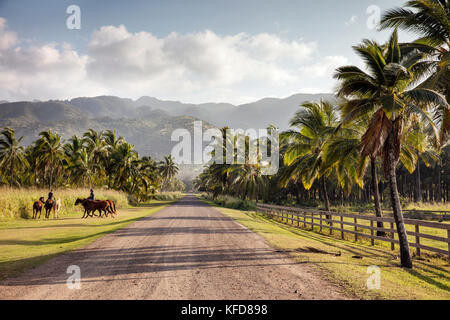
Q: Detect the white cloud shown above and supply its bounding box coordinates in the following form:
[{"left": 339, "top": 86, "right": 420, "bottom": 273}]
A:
[
  {"left": 345, "top": 15, "right": 358, "bottom": 26},
  {"left": 299, "top": 56, "right": 349, "bottom": 78},
  {"left": 0, "top": 20, "right": 345, "bottom": 103},
  {"left": 0, "top": 17, "right": 18, "bottom": 50},
  {"left": 0, "top": 18, "right": 105, "bottom": 100}
]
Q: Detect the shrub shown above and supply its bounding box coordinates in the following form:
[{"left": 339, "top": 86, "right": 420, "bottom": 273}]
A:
[{"left": 202, "top": 194, "right": 257, "bottom": 211}]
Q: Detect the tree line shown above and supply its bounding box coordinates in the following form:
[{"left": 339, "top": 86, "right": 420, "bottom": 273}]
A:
[
  {"left": 0, "top": 127, "right": 182, "bottom": 202},
  {"left": 195, "top": 1, "right": 450, "bottom": 268}
]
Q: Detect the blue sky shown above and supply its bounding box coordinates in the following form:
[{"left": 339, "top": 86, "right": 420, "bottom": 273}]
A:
[{"left": 0, "top": 0, "right": 414, "bottom": 104}]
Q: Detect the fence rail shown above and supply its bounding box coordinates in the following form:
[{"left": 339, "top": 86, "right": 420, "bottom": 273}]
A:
[{"left": 256, "top": 203, "right": 450, "bottom": 259}]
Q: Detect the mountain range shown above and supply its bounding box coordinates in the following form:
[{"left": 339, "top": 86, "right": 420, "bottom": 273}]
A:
[{"left": 0, "top": 93, "right": 335, "bottom": 159}]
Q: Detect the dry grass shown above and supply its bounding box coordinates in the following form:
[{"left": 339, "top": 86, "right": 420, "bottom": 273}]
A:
[{"left": 0, "top": 187, "right": 130, "bottom": 220}]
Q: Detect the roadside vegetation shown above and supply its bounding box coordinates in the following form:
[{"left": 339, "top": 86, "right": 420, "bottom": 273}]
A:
[
  {"left": 208, "top": 202, "right": 450, "bottom": 300},
  {"left": 195, "top": 1, "right": 450, "bottom": 269},
  {"left": 0, "top": 128, "right": 184, "bottom": 205}
]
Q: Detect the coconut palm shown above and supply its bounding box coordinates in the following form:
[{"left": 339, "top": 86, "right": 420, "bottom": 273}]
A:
[
  {"left": 228, "top": 164, "right": 267, "bottom": 202},
  {"left": 0, "top": 128, "right": 28, "bottom": 187},
  {"left": 380, "top": 0, "right": 450, "bottom": 144},
  {"left": 159, "top": 155, "right": 179, "bottom": 190},
  {"left": 334, "top": 30, "right": 448, "bottom": 268},
  {"left": 103, "top": 130, "right": 125, "bottom": 188},
  {"left": 35, "top": 129, "right": 66, "bottom": 188},
  {"left": 112, "top": 142, "right": 139, "bottom": 190},
  {"left": 280, "top": 100, "right": 340, "bottom": 213},
  {"left": 68, "top": 148, "right": 97, "bottom": 187}
]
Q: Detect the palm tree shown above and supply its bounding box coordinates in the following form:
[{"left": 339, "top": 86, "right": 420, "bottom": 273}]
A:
[
  {"left": 0, "top": 128, "right": 28, "bottom": 187},
  {"left": 334, "top": 31, "right": 448, "bottom": 268},
  {"left": 159, "top": 155, "right": 179, "bottom": 190},
  {"left": 83, "top": 129, "right": 107, "bottom": 183},
  {"left": 380, "top": 0, "right": 450, "bottom": 144},
  {"left": 280, "top": 101, "right": 339, "bottom": 214},
  {"left": 36, "top": 129, "right": 66, "bottom": 188},
  {"left": 68, "top": 148, "right": 97, "bottom": 187},
  {"left": 112, "top": 142, "right": 139, "bottom": 190},
  {"left": 229, "top": 164, "right": 267, "bottom": 202},
  {"left": 103, "top": 130, "right": 125, "bottom": 188}
]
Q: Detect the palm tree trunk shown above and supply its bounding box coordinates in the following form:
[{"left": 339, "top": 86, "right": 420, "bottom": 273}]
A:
[
  {"left": 436, "top": 165, "right": 442, "bottom": 202},
  {"left": 371, "top": 157, "right": 385, "bottom": 237},
  {"left": 386, "top": 143, "right": 412, "bottom": 268},
  {"left": 9, "top": 160, "right": 14, "bottom": 187},
  {"left": 415, "top": 154, "right": 422, "bottom": 202},
  {"left": 321, "top": 177, "right": 331, "bottom": 224}
]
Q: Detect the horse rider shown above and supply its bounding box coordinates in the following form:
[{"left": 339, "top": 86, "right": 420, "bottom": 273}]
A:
[
  {"left": 48, "top": 189, "right": 54, "bottom": 201},
  {"left": 88, "top": 189, "right": 95, "bottom": 201}
]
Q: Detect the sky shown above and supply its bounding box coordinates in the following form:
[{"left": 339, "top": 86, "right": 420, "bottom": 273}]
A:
[{"left": 0, "top": 0, "right": 415, "bottom": 104}]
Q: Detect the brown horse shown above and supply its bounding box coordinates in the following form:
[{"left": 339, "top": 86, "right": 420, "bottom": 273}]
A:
[
  {"left": 32, "top": 197, "right": 45, "bottom": 219},
  {"left": 44, "top": 199, "right": 54, "bottom": 219},
  {"left": 105, "top": 200, "right": 117, "bottom": 217},
  {"left": 75, "top": 198, "right": 113, "bottom": 218}
]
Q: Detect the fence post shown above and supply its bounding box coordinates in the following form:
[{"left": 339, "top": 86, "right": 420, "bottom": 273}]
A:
[
  {"left": 370, "top": 220, "right": 375, "bottom": 246},
  {"left": 447, "top": 230, "right": 450, "bottom": 261},
  {"left": 319, "top": 213, "right": 322, "bottom": 232},
  {"left": 415, "top": 224, "right": 421, "bottom": 257},
  {"left": 354, "top": 217, "right": 358, "bottom": 242},
  {"left": 390, "top": 222, "right": 395, "bottom": 251},
  {"left": 303, "top": 212, "right": 306, "bottom": 228},
  {"left": 340, "top": 216, "right": 344, "bottom": 239}
]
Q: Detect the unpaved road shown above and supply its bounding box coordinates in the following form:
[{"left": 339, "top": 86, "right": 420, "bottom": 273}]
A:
[{"left": 0, "top": 195, "right": 349, "bottom": 300}]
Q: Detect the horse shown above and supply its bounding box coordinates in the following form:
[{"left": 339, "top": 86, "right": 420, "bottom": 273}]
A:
[
  {"left": 105, "top": 200, "right": 117, "bottom": 217},
  {"left": 32, "top": 197, "right": 45, "bottom": 219},
  {"left": 75, "top": 198, "right": 93, "bottom": 218},
  {"left": 75, "top": 198, "right": 112, "bottom": 218},
  {"left": 44, "top": 199, "right": 54, "bottom": 219},
  {"left": 52, "top": 199, "right": 61, "bottom": 219}
]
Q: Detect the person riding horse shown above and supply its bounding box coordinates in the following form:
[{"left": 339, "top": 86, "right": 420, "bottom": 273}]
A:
[
  {"left": 48, "top": 189, "right": 54, "bottom": 201},
  {"left": 88, "top": 189, "right": 95, "bottom": 201}
]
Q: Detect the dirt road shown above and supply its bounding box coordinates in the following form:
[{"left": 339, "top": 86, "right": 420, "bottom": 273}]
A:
[{"left": 0, "top": 195, "right": 348, "bottom": 300}]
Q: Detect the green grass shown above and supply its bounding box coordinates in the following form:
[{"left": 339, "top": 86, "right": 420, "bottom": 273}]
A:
[
  {"left": 202, "top": 199, "right": 450, "bottom": 300},
  {"left": 0, "top": 200, "right": 173, "bottom": 281}
]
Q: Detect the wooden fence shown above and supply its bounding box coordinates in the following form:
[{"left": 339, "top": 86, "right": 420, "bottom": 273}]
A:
[{"left": 256, "top": 203, "right": 450, "bottom": 260}]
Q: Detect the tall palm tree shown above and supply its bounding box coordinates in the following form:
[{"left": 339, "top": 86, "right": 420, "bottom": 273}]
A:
[
  {"left": 380, "top": 0, "right": 450, "bottom": 144},
  {"left": 112, "top": 142, "right": 139, "bottom": 190},
  {"left": 0, "top": 128, "right": 28, "bottom": 187},
  {"left": 36, "top": 129, "right": 66, "bottom": 189},
  {"left": 103, "top": 130, "right": 125, "bottom": 189},
  {"left": 334, "top": 31, "right": 448, "bottom": 268},
  {"left": 280, "top": 100, "right": 339, "bottom": 213},
  {"left": 83, "top": 129, "right": 107, "bottom": 183},
  {"left": 68, "top": 148, "right": 97, "bottom": 187},
  {"left": 229, "top": 164, "right": 267, "bottom": 202},
  {"left": 159, "top": 155, "right": 179, "bottom": 190}
]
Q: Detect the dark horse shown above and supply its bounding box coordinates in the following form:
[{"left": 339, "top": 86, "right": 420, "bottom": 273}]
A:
[
  {"left": 74, "top": 198, "right": 115, "bottom": 218},
  {"left": 44, "top": 199, "right": 54, "bottom": 219},
  {"left": 32, "top": 197, "right": 45, "bottom": 219}
]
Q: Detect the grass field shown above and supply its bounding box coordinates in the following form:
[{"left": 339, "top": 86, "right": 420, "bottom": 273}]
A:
[
  {"left": 0, "top": 187, "right": 130, "bottom": 220},
  {"left": 203, "top": 200, "right": 450, "bottom": 300},
  {"left": 0, "top": 200, "right": 174, "bottom": 281}
]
